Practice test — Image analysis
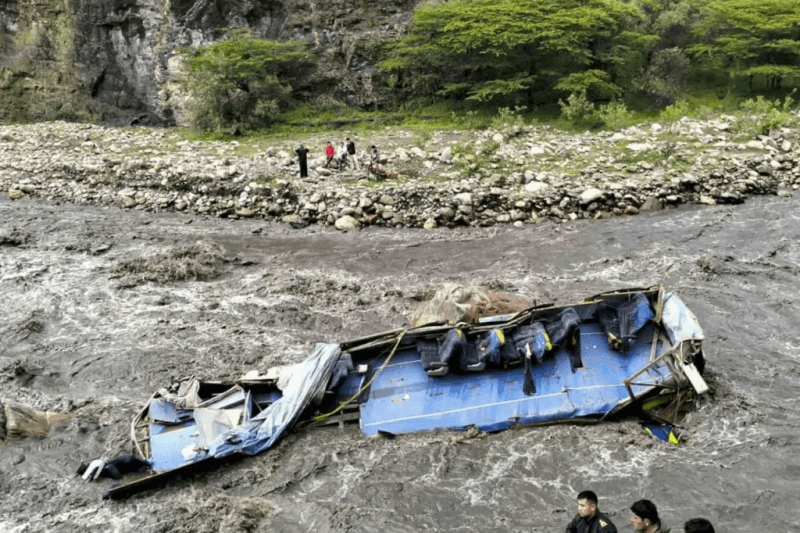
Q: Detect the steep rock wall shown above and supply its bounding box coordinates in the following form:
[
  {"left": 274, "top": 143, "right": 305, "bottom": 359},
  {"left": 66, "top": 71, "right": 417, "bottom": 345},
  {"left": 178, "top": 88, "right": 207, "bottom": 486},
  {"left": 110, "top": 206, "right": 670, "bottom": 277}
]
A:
[
  {"left": 0, "top": 0, "right": 419, "bottom": 123},
  {"left": 0, "top": 1, "right": 19, "bottom": 56}
]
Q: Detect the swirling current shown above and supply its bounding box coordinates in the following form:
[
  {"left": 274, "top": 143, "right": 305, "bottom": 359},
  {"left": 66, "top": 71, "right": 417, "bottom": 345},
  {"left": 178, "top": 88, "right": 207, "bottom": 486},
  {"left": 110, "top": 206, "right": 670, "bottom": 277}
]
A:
[{"left": 1, "top": 194, "right": 799, "bottom": 532}]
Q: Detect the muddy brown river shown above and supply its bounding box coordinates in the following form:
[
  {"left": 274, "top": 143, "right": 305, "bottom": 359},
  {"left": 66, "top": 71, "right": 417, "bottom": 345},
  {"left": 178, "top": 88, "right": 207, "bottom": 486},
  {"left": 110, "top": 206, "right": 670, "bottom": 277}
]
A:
[{"left": 1, "top": 193, "right": 799, "bottom": 532}]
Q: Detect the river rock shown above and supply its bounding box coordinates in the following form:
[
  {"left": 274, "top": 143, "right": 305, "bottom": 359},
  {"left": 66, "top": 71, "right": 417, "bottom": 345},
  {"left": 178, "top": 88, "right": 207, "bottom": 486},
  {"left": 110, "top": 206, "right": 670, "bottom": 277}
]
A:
[
  {"left": 579, "top": 187, "right": 603, "bottom": 206},
  {"left": 640, "top": 197, "right": 664, "bottom": 211},
  {"left": 525, "top": 181, "right": 548, "bottom": 194},
  {"left": 335, "top": 215, "right": 360, "bottom": 230},
  {"left": 454, "top": 192, "right": 472, "bottom": 205},
  {"left": 236, "top": 208, "right": 256, "bottom": 218},
  {"left": 439, "top": 147, "right": 453, "bottom": 164},
  {"left": 698, "top": 195, "right": 716, "bottom": 205},
  {"left": 627, "top": 142, "right": 653, "bottom": 152},
  {"left": 529, "top": 145, "right": 545, "bottom": 155},
  {"left": 746, "top": 140, "right": 765, "bottom": 150}
]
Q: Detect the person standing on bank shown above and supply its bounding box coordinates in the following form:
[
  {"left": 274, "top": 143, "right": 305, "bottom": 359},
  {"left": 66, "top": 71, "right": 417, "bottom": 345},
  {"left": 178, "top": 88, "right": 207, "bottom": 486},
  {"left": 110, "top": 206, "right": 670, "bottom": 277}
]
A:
[
  {"left": 566, "top": 490, "right": 618, "bottom": 533},
  {"left": 370, "top": 145, "right": 380, "bottom": 169},
  {"left": 346, "top": 137, "right": 359, "bottom": 170},
  {"left": 295, "top": 144, "right": 310, "bottom": 177},
  {"left": 324, "top": 141, "right": 335, "bottom": 168},
  {"left": 630, "top": 500, "right": 668, "bottom": 533}
]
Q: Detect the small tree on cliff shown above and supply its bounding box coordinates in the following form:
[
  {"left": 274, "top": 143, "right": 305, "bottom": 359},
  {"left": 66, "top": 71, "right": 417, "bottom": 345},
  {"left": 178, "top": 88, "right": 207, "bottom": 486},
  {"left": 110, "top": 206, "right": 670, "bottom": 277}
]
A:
[{"left": 181, "top": 29, "right": 309, "bottom": 133}]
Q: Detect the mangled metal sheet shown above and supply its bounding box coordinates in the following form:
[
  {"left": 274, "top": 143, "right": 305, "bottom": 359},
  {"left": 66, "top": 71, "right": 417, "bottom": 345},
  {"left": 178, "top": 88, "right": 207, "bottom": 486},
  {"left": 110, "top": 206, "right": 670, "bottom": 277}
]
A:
[
  {"left": 204, "top": 342, "right": 340, "bottom": 459},
  {"left": 146, "top": 343, "right": 340, "bottom": 471},
  {"left": 662, "top": 292, "right": 705, "bottom": 345}
]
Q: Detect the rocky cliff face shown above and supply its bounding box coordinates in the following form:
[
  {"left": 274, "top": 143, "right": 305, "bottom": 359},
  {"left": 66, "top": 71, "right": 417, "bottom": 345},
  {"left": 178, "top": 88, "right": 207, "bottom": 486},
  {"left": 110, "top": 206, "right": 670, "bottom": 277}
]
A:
[
  {"left": 0, "top": 1, "right": 18, "bottom": 48},
  {"left": 1, "top": 0, "right": 418, "bottom": 124}
]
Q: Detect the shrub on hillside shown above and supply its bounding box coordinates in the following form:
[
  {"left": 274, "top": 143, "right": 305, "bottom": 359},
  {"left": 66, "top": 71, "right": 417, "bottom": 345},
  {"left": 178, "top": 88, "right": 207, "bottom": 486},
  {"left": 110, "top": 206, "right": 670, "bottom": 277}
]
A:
[{"left": 180, "top": 30, "right": 310, "bottom": 134}]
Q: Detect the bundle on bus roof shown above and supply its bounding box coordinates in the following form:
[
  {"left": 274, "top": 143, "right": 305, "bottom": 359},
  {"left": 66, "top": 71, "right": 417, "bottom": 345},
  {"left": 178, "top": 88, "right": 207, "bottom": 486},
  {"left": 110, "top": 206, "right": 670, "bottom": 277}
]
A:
[{"left": 410, "top": 283, "right": 531, "bottom": 327}]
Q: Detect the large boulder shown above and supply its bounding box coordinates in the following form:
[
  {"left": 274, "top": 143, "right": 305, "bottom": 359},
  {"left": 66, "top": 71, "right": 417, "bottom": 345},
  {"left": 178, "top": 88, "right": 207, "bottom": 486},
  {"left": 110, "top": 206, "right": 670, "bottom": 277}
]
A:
[{"left": 335, "top": 215, "right": 360, "bottom": 231}]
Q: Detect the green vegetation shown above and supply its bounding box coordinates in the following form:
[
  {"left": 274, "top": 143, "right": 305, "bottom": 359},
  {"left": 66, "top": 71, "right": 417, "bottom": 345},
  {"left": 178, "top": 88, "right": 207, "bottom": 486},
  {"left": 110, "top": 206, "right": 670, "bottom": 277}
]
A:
[
  {"left": 241, "top": 0, "right": 797, "bottom": 136},
  {"left": 4, "top": 0, "right": 799, "bottom": 133},
  {"left": 179, "top": 29, "right": 311, "bottom": 134},
  {"left": 0, "top": 0, "right": 89, "bottom": 123},
  {"left": 372, "top": 0, "right": 800, "bottom": 133},
  {"left": 733, "top": 91, "right": 798, "bottom": 136},
  {"left": 380, "top": 0, "right": 643, "bottom": 106},
  {"left": 451, "top": 140, "right": 504, "bottom": 178},
  {"left": 691, "top": 0, "right": 800, "bottom": 91}
]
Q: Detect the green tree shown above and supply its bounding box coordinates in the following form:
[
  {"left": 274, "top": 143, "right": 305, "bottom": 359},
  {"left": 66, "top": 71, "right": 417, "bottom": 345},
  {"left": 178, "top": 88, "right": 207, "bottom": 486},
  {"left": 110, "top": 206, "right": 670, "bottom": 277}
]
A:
[
  {"left": 381, "top": 0, "right": 644, "bottom": 106},
  {"left": 617, "top": 0, "right": 702, "bottom": 107},
  {"left": 691, "top": 0, "right": 800, "bottom": 90},
  {"left": 181, "top": 29, "right": 309, "bottom": 133}
]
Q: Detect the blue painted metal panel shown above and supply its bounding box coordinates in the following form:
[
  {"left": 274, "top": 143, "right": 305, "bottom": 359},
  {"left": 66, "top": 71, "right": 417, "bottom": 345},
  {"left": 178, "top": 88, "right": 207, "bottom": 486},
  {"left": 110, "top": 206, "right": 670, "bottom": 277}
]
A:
[
  {"left": 359, "top": 322, "right": 669, "bottom": 436},
  {"left": 202, "top": 389, "right": 246, "bottom": 410},
  {"left": 148, "top": 398, "right": 193, "bottom": 425},
  {"left": 251, "top": 391, "right": 282, "bottom": 409},
  {"left": 149, "top": 421, "right": 198, "bottom": 472}
]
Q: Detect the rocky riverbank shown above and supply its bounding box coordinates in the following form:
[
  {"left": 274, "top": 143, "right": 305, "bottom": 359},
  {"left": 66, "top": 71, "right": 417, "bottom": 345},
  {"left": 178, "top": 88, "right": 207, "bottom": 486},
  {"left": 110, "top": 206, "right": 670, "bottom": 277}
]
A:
[{"left": 2, "top": 115, "right": 799, "bottom": 230}]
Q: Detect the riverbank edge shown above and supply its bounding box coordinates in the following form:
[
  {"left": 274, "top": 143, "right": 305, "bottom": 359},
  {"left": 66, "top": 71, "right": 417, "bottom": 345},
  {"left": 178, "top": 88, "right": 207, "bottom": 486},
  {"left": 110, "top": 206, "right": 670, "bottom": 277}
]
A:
[{"left": 2, "top": 116, "right": 799, "bottom": 231}]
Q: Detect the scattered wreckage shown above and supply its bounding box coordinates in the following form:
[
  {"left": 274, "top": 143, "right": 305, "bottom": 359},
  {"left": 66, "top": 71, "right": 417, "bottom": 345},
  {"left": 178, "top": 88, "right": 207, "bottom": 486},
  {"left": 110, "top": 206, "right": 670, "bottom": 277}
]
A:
[{"left": 107, "top": 286, "right": 707, "bottom": 499}]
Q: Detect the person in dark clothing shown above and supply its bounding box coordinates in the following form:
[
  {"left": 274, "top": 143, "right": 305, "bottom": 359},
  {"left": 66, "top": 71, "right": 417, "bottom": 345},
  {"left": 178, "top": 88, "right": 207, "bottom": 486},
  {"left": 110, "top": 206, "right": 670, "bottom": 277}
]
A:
[
  {"left": 346, "top": 137, "right": 359, "bottom": 170},
  {"left": 566, "top": 490, "right": 617, "bottom": 533},
  {"left": 296, "top": 144, "right": 310, "bottom": 177},
  {"left": 77, "top": 454, "right": 151, "bottom": 481},
  {"left": 630, "top": 500, "right": 668, "bottom": 533},
  {"left": 368, "top": 144, "right": 381, "bottom": 177},
  {"left": 683, "top": 518, "right": 714, "bottom": 533}
]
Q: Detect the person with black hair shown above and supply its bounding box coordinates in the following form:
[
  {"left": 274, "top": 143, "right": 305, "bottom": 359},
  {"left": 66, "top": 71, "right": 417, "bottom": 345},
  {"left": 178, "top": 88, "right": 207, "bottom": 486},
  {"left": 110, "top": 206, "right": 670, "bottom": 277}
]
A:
[
  {"left": 77, "top": 454, "right": 150, "bottom": 481},
  {"left": 338, "top": 140, "right": 349, "bottom": 170},
  {"left": 346, "top": 137, "right": 359, "bottom": 170},
  {"left": 295, "top": 144, "right": 310, "bottom": 177},
  {"left": 370, "top": 145, "right": 380, "bottom": 167},
  {"left": 630, "top": 500, "right": 668, "bottom": 533},
  {"left": 566, "top": 490, "right": 618, "bottom": 533},
  {"left": 683, "top": 518, "right": 714, "bottom": 533},
  {"left": 324, "top": 141, "right": 335, "bottom": 168}
]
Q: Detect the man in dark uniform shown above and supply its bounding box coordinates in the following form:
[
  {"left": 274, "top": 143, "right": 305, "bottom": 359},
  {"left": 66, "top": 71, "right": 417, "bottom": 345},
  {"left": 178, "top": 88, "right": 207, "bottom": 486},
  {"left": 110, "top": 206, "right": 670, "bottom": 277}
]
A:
[
  {"left": 296, "top": 144, "right": 310, "bottom": 177},
  {"left": 684, "top": 518, "right": 714, "bottom": 533},
  {"left": 566, "top": 490, "right": 618, "bottom": 533},
  {"left": 630, "top": 500, "right": 668, "bottom": 533}
]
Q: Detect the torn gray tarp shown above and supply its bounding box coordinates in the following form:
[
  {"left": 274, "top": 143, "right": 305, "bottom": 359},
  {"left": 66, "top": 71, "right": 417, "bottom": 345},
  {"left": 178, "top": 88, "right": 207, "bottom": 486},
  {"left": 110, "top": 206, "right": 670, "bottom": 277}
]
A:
[
  {"left": 197, "top": 343, "right": 341, "bottom": 460},
  {"left": 661, "top": 292, "right": 705, "bottom": 345}
]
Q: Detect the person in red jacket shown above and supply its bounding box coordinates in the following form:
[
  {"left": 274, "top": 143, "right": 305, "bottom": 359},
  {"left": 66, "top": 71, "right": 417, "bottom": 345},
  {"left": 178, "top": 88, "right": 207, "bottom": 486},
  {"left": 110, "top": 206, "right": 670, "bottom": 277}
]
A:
[{"left": 324, "top": 141, "right": 335, "bottom": 168}]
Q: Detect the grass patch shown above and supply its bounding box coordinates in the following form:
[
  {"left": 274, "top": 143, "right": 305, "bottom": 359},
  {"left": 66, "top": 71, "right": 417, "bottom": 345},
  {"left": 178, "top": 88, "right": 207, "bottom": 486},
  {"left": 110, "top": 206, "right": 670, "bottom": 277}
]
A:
[{"left": 280, "top": 104, "right": 403, "bottom": 131}]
